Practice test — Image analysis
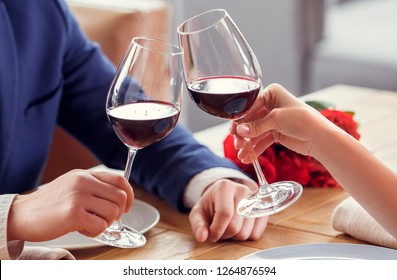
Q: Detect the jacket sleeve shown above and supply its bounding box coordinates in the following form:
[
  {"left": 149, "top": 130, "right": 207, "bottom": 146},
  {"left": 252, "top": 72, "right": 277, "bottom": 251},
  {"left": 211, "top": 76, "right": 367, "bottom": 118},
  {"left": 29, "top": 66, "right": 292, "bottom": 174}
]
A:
[
  {"left": 56, "top": 2, "right": 242, "bottom": 212},
  {"left": 131, "top": 124, "right": 241, "bottom": 212}
]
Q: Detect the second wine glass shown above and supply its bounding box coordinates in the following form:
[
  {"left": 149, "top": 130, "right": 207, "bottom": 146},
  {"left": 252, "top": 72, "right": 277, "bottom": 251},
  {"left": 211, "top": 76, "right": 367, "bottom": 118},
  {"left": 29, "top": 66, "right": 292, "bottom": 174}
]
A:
[
  {"left": 178, "top": 9, "right": 303, "bottom": 218},
  {"left": 94, "top": 37, "right": 184, "bottom": 248}
]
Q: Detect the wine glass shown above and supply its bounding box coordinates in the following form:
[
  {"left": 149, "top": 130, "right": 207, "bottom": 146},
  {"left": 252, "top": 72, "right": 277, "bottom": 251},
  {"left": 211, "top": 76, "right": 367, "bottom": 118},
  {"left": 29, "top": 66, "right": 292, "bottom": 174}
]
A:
[
  {"left": 177, "top": 9, "right": 303, "bottom": 217},
  {"left": 95, "top": 37, "right": 183, "bottom": 248}
]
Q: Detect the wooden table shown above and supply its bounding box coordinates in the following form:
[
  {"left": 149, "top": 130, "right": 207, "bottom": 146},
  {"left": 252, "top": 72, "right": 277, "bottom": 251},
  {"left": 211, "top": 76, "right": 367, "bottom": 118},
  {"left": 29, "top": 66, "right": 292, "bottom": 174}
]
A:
[{"left": 70, "top": 85, "right": 397, "bottom": 260}]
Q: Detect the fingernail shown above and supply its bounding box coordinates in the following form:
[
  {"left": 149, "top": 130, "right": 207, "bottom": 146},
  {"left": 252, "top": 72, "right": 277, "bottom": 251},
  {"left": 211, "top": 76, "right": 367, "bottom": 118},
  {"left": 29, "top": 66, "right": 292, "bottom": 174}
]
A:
[{"left": 237, "top": 124, "right": 250, "bottom": 135}]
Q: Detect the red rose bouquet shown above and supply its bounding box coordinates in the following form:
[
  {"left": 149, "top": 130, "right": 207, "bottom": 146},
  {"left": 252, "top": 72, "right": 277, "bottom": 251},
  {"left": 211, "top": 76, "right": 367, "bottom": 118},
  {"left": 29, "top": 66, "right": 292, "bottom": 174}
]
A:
[{"left": 223, "top": 101, "right": 360, "bottom": 188}]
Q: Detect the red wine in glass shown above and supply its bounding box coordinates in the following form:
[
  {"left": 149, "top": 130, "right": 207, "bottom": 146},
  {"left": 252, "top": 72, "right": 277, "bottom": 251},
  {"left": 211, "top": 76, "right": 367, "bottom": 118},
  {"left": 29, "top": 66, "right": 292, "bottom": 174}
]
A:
[
  {"left": 95, "top": 37, "right": 183, "bottom": 248},
  {"left": 108, "top": 101, "right": 180, "bottom": 149},
  {"left": 178, "top": 9, "right": 303, "bottom": 218},
  {"left": 187, "top": 76, "right": 260, "bottom": 120}
]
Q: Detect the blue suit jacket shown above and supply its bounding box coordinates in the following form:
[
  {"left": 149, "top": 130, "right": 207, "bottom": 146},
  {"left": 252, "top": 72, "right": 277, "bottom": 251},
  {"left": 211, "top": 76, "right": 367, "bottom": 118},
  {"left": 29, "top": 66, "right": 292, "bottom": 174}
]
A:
[{"left": 0, "top": 0, "right": 239, "bottom": 211}]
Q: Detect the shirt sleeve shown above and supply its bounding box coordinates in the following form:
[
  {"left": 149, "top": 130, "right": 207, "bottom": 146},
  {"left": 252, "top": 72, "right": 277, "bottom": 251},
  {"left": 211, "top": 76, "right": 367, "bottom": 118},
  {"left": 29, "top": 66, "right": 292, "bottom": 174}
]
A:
[
  {"left": 183, "top": 167, "right": 258, "bottom": 209},
  {"left": 0, "top": 194, "right": 24, "bottom": 260}
]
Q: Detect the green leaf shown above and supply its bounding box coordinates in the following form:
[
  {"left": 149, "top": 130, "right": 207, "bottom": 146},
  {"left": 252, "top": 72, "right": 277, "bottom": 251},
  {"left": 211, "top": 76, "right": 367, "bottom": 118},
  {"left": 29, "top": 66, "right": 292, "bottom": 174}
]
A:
[
  {"left": 305, "top": 100, "right": 335, "bottom": 111},
  {"left": 344, "top": 110, "right": 355, "bottom": 116}
]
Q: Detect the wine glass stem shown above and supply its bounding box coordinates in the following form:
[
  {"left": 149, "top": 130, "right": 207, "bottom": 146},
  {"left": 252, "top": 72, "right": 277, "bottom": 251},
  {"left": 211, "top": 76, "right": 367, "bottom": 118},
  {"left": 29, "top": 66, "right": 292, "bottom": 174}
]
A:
[
  {"left": 244, "top": 138, "right": 275, "bottom": 196},
  {"left": 111, "top": 147, "right": 137, "bottom": 228},
  {"left": 125, "top": 147, "right": 138, "bottom": 179}
]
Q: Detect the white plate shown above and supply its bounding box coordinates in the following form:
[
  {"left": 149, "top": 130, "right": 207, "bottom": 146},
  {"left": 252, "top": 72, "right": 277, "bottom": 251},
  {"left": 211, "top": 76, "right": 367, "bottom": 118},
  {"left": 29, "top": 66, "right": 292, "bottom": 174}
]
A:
[
  {"left": 25, "top": 199, "right": 160, "bottom": 250},
  {"left": 240, "top": 243, "right": 397, "bottom": 260}
]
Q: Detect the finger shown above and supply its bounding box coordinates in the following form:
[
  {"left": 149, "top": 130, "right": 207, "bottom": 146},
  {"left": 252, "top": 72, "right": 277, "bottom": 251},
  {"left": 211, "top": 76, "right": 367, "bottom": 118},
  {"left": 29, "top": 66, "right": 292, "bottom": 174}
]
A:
[
  {"left": 240, "top": 103, "right": 269, "bottom": 123},
  {"left": 253, "top": 132, "right": 276, "bottom": 153},
  {"left": 224, "top": 191, "right": 255, "bottom": 240},
  {"left": 231, "top": 104, "right": 267, "bottom": 132},
  {"left": 83, "top": 195, "right": 123, "bottom": 226},
  {"left": 90, "top": 171, "right": 134, "bottom": 212},
  {"left": 76, "top": 211, "right": 109, "bottom": 237},
  {"left": 242, "top": 92, "right": 269, "bottom": 119},
  {"left": 231, "top": 216, "right": 268, "bottom": 241},
  {"left": 208, "top": 190, "right": 235, "bottom": 243},
  {"left": 238, "top": 85, "right": 277, "bottom": 121},
  {"left": 195, "top": 224, "right": 209, "bottom": 243},
  {"left": 84, "top": 178, "right": 129, "bottom": 218},
  {"left": 233, "top": 135, "right": 261, "bottom": 150},
  {"left": 234, "top": 132, "right": 267, "bottom": 149},
  {"left": 240, "top": 83, "right": 293, "bottom": 125},
  {"left": 218, "top": 214, "right": 244, "bottom": 240},
  {"left": 189, "top": 206, "right": 210, "bottom": 243},
  {"left": 249, "top": 216, "right": 269, "bottom": 240},
  {"left": 237, "top": 108, "right": 284, "bottom": 138},
  {"left": 58, "top": 170, "right": 129, "bottom": 222},
  {"left": 231, "top": 217, "right": 255, "bottom": 241},
  {"left": 237, "top": 133, "right": 275, "bottom": 164},
  {"left": 90, "top": 171, "right": 133, "bottom": 195},
  {"left": 229, "top": 121, "right": 237, "bottom": 135}
]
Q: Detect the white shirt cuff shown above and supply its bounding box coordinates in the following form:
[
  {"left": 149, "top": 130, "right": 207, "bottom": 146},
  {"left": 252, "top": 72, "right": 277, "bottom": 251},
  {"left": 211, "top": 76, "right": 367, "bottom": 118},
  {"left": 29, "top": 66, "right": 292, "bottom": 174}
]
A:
[
  {"left": 183, "top": 167, "right": 258, "bottom": 209},
  {"left": 0, "top": 194, "right": 24, "bottom": 260}
]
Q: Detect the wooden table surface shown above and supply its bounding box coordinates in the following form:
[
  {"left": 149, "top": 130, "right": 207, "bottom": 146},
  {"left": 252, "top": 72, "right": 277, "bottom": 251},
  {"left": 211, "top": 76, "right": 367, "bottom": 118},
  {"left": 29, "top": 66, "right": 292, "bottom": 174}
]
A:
[{"left": 70, "top": 85, "right": 397, "bottom": 260}]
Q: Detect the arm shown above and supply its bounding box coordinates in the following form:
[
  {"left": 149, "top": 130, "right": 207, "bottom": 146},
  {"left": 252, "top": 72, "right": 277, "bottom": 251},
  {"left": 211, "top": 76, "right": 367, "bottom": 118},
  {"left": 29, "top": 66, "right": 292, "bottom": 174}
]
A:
[
  {"left": 232, "top": 83, "right": 397, "bottom": 239},
  {"left": 55, "top": 3, "right": 268, "bottom": 242},
  {"left": 312, "top": 122, "right": 397, "bottom": 239}
]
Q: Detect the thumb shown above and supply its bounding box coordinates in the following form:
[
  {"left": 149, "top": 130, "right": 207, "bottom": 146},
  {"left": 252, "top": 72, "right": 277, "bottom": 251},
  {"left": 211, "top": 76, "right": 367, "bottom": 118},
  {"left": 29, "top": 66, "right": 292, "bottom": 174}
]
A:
[
  {"left": 236, "top": 119, "right": 270, "bottom": 138},
  {"left": 236, "top": 109, "right": 284, "bottom": 138}
]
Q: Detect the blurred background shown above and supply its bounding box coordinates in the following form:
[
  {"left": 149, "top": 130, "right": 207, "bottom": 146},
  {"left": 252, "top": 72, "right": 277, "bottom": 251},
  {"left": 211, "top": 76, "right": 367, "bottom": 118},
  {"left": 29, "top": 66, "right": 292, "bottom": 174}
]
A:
[
  {"left": 67, "top": 0, "right": 397, "bottom": 132},
  {"left": 43, "top": 0, "right": 397, "bottom": 182},
  {"left": 66, "top": 0, "right": 397, "bottom": 132}
]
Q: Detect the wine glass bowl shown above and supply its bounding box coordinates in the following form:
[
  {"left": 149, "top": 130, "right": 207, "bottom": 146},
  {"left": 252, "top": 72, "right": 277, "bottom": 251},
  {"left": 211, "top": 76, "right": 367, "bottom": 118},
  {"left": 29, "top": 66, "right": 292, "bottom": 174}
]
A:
[
  {"left": 186, "top": 76, "right": 260, "bottom": 119},
  {"left": 178, "top": 9, "right": 303, "bottom": 217},
  {"left": 108, "top": 101, "right": 180, "bottom": 149},
  {"left": 95, "top": 37, "right": 183, "bottom": 248}
]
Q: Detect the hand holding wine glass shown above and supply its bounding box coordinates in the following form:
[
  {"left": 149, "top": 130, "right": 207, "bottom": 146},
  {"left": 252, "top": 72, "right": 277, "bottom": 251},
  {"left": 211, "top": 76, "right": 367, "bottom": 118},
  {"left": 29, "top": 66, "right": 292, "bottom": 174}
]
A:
[
  {"left": 178, "top": 9, "right": 303, "bottom": 218},
  {"left": 94, "top": 37, "right": 184, "bottom": 248}
]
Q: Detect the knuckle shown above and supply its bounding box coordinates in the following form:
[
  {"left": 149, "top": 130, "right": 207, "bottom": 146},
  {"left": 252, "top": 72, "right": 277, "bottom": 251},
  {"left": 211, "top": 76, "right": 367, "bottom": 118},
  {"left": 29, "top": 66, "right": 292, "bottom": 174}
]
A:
[
  {"left": 217, "top": 206, "right": 234, "bottom": 219},
  {"left": 68, "top": 169, "right": 90, "bottom": 186},
  {"left": 226, "top": 222, "right": 240, "bottom": 236},
  {"left": 250, "top": 123, "right": 261, "bottom": 135},
  {"left": 270, "top": 108, "right": 282, "bottom": 121},
  {"left": 267, "top": 83, "right": 283, "bottom": 92},
  {"left": 115, "top": 188, "right": 128, "bottom": 203},
  {"left": 116, "top": 174, "right": 127, "bottom": 186}
]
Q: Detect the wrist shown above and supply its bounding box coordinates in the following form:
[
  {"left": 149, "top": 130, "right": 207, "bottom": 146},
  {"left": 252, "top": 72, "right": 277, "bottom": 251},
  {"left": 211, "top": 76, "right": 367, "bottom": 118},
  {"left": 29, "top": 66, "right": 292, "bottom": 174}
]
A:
[
  {"left": 7, "top": 194, "right": 27, "bottom": 241},
  {"left": 310, "top": 123, "right": 352, "bottom": 163}
]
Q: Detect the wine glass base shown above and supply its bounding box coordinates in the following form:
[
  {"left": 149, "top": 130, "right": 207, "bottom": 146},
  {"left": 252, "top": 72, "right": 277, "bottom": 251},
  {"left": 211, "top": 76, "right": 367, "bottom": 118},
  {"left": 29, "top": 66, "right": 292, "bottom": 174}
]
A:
[
  {"left": 94, "top": 226, "right": 146, "bottom": 248},
  {"left": 237, "top": 181, "right": 303, "bottom": 218}
]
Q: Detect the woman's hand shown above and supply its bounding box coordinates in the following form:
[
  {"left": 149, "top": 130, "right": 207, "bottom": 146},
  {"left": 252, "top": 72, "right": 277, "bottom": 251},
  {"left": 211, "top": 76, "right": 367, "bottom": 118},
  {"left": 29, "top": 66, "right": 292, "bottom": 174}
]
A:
[
  {"left": 7, "top": 169, "right": 134, "bottom": 242},
  {"left": 231, "top": 83, "right": 332, "bottom": 162}
]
